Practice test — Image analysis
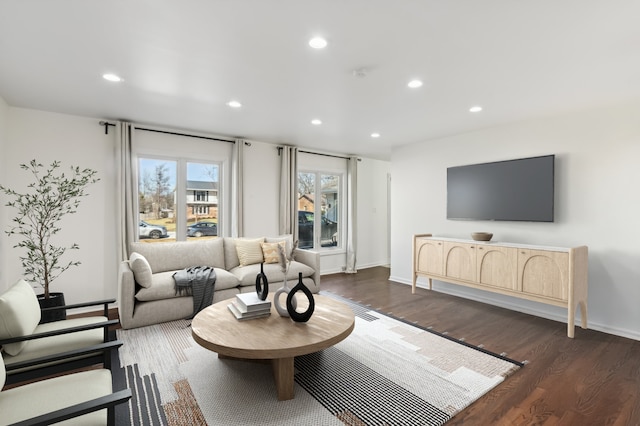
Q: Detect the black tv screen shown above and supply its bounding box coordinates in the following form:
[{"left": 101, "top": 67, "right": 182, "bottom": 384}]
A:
[{"left": 447, "top": 155, "right": 555, "bottom": 222}]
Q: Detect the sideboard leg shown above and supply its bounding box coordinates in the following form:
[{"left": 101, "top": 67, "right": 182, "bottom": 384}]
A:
[
  {"left": 567, "top": 324, "right": 575, "bottom": 338},
  {"left": 579, "top": 300, "right": 588, "bottom": 329},
  {"left": 567, "top": 302, "right": 576, "bottom": 338}
]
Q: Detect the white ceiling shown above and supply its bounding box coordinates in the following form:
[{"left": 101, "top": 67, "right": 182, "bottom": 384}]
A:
[{"left": 1, "top": 1, "right": 639, "bottom": 160}]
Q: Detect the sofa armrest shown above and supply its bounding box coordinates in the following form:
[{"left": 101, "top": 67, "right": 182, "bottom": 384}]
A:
[
  {"left": 117, "top": 261, "right": 136, "bottom": 329},
  {"left": 293, "top": 248, "right": 320, "bottom": 290}
]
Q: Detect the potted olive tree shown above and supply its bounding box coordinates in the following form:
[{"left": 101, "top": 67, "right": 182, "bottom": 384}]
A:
[{"left": 0, "top": 160, "right": 99, "bottom": 322}]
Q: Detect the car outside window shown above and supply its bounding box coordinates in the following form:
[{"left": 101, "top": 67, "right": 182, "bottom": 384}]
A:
[{"left": 297, "top": 171, "right": 340, "bottom": 250}]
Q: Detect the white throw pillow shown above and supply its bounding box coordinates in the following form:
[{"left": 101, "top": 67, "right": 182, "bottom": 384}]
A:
[
  {"left": 235, "top": 238, "right": 265, "bottom": 266},
  {"left": 129, "top": 252, "right": 153, "bottom": 288},
  {"left": 0, "top": 279, "right": 42, "bottom": 356}
]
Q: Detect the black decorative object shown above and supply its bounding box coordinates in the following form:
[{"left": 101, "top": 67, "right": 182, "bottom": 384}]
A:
[
  {"left": 255, "top": 263, "right": 269, "bottom": 301},
  {"left": 286, "top": 272, "right": 315, "bottom": 322}
]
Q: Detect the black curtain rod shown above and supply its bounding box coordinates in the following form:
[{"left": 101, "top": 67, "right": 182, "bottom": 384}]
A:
[
  {"left": 298, "top": 149, "right": 361, "bottom": 161},
  {"left": 278, "top": 147, "right": 361, "bottom": 161},
  {"left": 135, "top": 127, "right": 236, "bottom": 144},
  {"left": 98, "top": 121, "right": 236, "bottom": 143},
  {"left": 99, "top": 121, "right": 116, "bottom": 134}
]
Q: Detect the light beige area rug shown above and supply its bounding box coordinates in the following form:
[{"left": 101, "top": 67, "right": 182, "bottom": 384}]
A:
[{"left": 115, "top": 292, "right": 522, "bottom": 425}]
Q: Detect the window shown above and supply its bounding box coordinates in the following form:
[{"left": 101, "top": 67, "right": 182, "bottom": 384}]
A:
[
  {"left": 185, "top": 162, "right": 219, "bottom": 240},
  {"left": 137, "top": 159, "right": 221, "bottom": 242},
  {"left": 134, "top": 128, "right": 232, "bottom": 243},
  {"left": 138, "top": 158, "right": 176, "bottom": 223},
  {"left": 297, "top": 171, "right": 341, "bottom": 250},
  {"left": 195, "top": 191, "right": 208, "bottom": 201},
  {"left": 297, "top": 151, "right": 346, "bottom": 250}
]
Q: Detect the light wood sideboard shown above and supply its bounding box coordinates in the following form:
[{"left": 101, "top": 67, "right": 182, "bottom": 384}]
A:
[{"left": 412, "top": 233, "right": 588, "bottom": 338}]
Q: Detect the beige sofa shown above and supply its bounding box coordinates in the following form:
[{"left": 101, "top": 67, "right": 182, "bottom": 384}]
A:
[{"left": 118, "top": 236, "right": 319, "bottom": 329}]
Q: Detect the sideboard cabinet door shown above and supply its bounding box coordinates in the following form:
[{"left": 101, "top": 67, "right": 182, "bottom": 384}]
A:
[
  {"left": 518, "top": 249, "right": 569, "bottom": 300},
  {"left": 477, "top": 245, "right": 518, "bottom": 291},
  {"left": 416, "top": 239, "right": 443, "bottom": 275},
  {"left": 443, "top": 242, "right": 476, "bottom": 282}
]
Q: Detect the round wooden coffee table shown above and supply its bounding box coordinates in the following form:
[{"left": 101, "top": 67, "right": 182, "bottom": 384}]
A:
[{"left": 191, "top": 293, "right": 355, "bottom": 401}]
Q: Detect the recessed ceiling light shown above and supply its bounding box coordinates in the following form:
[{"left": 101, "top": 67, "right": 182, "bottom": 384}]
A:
[
  {"left": 371, "top": 133, "right": 381, "bottom": 138},
  {"left": 311, "top": 119, "right": 322, "bottom": 125},
  {"left": 407, "top": 79, "right": 423, "bottom": 88},
  {"left": 309, "top": 37, "right": 328, "bottom": 49},
  {"left": 469, "top": 105, "right": 483, "bottom": 113},
  {"left": 102, "top": 73, "right": 122, "bottom": 82},
  {"left": 227, "top": 100, "right": 242, "bottom": 108}
]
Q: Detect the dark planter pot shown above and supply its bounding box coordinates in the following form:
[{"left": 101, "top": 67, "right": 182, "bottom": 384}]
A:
[{"left": 37, "top": 292, "right": 67, "bottom": 324}]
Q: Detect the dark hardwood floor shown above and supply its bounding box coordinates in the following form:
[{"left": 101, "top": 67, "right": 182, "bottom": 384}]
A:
[{"left": 322, "top": 266, "right": 640, "bottom": 425}]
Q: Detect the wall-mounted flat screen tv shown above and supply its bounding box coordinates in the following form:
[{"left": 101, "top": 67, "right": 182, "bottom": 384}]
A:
[{"left": 447, "top": 155, "right": 555, "bottom": 222}]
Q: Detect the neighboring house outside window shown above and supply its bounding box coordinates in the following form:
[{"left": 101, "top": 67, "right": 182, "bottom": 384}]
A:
[{"left": 187, "top": 180, "right": 218, "bottom": 221}]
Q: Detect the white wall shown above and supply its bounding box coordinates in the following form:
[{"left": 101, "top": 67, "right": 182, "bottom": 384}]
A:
[
  {"left": 2, "top": 107, "right": 116, "bottom": 303},
  {"left": 1, "top": 107, "right": 391, "bottom": 301},
  {"left": 390, "top": 100, "right": 640, "bottom": 340},
  {"left": 242, "top": 140, "right": 281, "bottom": 238},
  {"left": 242, "top": 143, "right": 391, "bottom": 273},
  {"left": 356, "top": 158, "right": 391, "bottom": 269}
]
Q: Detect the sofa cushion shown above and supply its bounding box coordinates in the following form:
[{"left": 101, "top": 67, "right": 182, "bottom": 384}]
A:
[
  {"left": 0, "top": 279, "right": 42, "bottom": 356},
  {"left": 135, "top": 268, "right": 240, "bottom": 302},
  {"left": 223, "top": 238, "right": 239, "bottom": 270},
  {"left": 0, "top": 368, "right": 112, "bottom": 425},
  {"left": 230, "top": 260, "right": 315, "bottom": 286},
  {"left": 130, "top": 238, "right": 225, "bottom": 273},
  {"left": 261, "top": 241, "right": 286, "bottom": 264},
  {"left": 129, "top": 252, "right": 153, "bottom": 288}
]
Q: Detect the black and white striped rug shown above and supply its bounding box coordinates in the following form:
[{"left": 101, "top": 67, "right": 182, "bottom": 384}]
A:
[{"left": 115, "top": 292, "right": 522, "bottom": 425}]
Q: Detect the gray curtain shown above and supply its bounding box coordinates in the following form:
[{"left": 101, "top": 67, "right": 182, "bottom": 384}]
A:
[
  {"left": 278, "top": 146, "right": 298, "bottom": 236},
  {"left": 231, "top": 139, "right": 245, "bottom": 237},
  {"left": 345, "top": 156, "right": 358, "bottom": 273},
  {"left": 116, "top": 122, "right": 137, "bottom": 261}
]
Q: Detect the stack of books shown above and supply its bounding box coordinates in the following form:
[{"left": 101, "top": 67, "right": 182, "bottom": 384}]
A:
[{"left": 228, "top": 293, "right": 271, "bottom": 320}]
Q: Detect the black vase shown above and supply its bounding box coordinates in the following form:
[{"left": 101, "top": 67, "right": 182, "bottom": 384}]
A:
[
  {"left": 37, "top": 292, "right": 67, "bottom": 324},
  {"left": 286, "top": 273, "right": 315, "bottom": 322},
  {"left": 255, "top": 263, "right": 269, "bottom": 301}
]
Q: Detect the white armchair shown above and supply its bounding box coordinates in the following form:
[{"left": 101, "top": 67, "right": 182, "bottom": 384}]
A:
[
  {"left": 0, "top": 280, "right": 118, "bottom": 385},
  {"left": 0, "top": 340, "right": 131, "bottom": 426}
]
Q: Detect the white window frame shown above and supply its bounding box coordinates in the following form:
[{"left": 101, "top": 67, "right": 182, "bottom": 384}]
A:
[
  {"left": 134, "top": 128, "right": 232, "bottom": 240},
  {"left": 297, "top": 152, "right": 348, "bottom": 252}
]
